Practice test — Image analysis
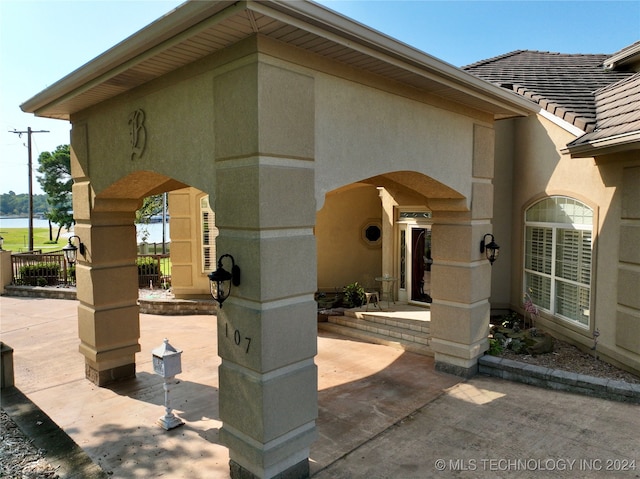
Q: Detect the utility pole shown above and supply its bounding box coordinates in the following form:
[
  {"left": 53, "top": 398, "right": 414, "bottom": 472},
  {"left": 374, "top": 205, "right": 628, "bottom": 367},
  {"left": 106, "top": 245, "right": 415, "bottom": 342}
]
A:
[{"left": 10, "top": 127, "right": 49, "bottom": 251}]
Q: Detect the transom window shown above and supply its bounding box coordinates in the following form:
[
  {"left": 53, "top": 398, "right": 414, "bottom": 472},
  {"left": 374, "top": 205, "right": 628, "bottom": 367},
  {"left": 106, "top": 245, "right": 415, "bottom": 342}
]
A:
[{"left": 524, "top": 196, "right": 593, "bottom": 328}]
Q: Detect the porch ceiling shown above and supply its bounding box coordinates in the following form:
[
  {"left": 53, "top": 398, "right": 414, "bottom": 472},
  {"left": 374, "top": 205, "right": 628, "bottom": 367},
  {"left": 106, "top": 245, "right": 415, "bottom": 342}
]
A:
[{"left": 21, "top": 1, "right": 536, "bottom": 121}]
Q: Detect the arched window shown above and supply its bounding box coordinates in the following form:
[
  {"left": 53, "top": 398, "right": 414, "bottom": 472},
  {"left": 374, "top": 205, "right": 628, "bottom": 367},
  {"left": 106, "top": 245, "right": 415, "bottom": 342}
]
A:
[{"left": 524, "top": 196, "right": 593, "bottom": 327}]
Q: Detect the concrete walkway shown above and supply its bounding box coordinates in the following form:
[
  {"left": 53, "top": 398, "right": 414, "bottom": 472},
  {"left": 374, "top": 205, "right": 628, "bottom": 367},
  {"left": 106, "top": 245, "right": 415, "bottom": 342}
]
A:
[{"left": 1, "top": 296, "right": 639, "bottom": 478}]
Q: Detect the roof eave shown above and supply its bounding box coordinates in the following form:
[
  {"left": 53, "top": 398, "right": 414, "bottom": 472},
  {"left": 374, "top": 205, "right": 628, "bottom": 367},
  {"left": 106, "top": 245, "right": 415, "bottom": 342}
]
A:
[
  {"left": 604, "top": 42, "right": 640, "bottom": 70},
  {"left": 21, "top": 0, "right": 536, "bottom": 121},
  {"left": 20, "top": 0, "right": 238, "bottom": 117},
  {"left": 564, "top": 131, "right": 640, "bottom": 158},
  {"left": 266, "top": 0, "right": 537, "bottom": 116}
]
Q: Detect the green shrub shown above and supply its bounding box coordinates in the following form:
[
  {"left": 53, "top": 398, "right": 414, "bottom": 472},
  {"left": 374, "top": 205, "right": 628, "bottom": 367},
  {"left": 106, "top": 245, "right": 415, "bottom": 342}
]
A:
[
  {"left": 488, "top": 338, "right": 503, "bottom": 356},
  {"left": 67, "top": 265, "right": 76, "bottom": 282},
  {"left": 343, "top": 282, "right": 365, "bottom": 307},
  {"left": 18, "top": 262, "right": 61, "bottom": 286},
  {"left": 136, "top": 257, "right": 160, "bottom": 275}
]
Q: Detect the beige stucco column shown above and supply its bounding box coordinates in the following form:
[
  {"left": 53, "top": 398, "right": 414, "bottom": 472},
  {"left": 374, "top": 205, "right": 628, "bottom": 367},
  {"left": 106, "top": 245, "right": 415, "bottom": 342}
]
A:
[
  {"left": 429, "top": 124, "right": 495, "bottom": 377},
  {"left": 0, "top": 250, "right": 12, "bottom": 294},
  {"left": 429, "top": 211, "right": 492, "bottom": 377},
  {"left": 213, "top": 59, "right": 317, "bottom": 478},
  {"left": 378, "top": 187, "right": 397, "bottom": 282},
  {"left": 72, "top": 183, "right": 141, "bottom": 385}
]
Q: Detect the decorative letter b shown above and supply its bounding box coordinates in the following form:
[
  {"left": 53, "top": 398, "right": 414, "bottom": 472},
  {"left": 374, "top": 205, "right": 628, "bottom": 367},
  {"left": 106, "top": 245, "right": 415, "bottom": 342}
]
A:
[{"left": 129, "top": 109, "right": 146, "bottom": 160}]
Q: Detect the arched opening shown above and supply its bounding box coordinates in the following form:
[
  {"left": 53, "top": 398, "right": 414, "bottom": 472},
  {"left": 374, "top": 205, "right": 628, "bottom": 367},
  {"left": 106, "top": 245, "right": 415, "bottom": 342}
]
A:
[
  {"left": 74, "top": 170, "right": 211, "bottom": 386},
  {"left": 316, "top": 171, "right": 465, "bottom": 308}
]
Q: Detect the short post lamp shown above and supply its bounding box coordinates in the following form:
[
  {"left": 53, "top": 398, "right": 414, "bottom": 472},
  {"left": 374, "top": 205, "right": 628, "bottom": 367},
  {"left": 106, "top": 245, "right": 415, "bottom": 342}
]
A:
[
  {"left": 152, "top": 338, "right": 184, "bottom": 430},
  {"left": 62, "top": 235, "right": 85, "bottom": 266},
  {"left": 208, "top": 254, "right": 240, "bottom": 308},
  {"left": 480, "top": 234, "right": 500, "bottom": 265}
]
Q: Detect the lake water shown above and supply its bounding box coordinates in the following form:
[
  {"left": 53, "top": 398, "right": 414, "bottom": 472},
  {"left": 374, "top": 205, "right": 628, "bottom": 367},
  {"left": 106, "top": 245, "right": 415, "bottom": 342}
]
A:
[{"left": 0, "top": 217, "right": 170, "bottom": 244}]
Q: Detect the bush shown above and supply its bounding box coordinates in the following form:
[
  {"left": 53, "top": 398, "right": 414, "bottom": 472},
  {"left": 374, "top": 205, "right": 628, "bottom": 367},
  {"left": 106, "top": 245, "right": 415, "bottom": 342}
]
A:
[
  {"left": 137, "top": 256, "right": 161, "bottom": 287},
  {"left": 343, "top": 281, "right": 365, "bottom": 307},
  {"left": 18, "top": 262, "right": 61, "bottom": 286},
  {"left": 136, "top": 257, "right": 160, "bottom": 275},
  {"left": 488, "top": 338, "right": 503, "bottom": 356}
]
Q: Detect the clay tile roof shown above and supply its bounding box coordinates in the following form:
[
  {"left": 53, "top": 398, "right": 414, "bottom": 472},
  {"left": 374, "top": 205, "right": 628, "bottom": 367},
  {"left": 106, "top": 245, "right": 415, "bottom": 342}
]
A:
[
  {"left": 567, "top": 72, "right": 640, "bottom": 147},
  {"left": 462, "top": 50, "right": 633, "bottom": 132}
]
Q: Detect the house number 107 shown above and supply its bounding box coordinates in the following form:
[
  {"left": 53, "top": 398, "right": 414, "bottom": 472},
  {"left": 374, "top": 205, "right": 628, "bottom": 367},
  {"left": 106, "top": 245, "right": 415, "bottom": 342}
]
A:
[{"left": 225, "top": 323, "right": 252, "bottom": 353}]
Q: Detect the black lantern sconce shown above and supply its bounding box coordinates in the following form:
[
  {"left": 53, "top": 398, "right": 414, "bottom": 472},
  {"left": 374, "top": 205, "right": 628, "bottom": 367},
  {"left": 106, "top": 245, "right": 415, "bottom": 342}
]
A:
[
  {"left": 0, "top": 235, "right": 4, "bottom": 250},
  {"left": 208, "top": 254, "right": 241, "bottom": 307},
  {"left": 480, "top": 234, "right": 500, "bottom": 265},
  {"left": 62, "top": 235, "right": 85, "bottom": 266}
]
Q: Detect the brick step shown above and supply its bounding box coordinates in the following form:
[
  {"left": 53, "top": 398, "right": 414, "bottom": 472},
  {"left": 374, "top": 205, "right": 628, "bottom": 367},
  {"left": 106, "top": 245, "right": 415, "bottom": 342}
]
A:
[
  {"left": 344, "top": 309, "right": 431, "bottom": 334},
  {"left": 318, "top": 315, "right": 433, "bottom": 357}
]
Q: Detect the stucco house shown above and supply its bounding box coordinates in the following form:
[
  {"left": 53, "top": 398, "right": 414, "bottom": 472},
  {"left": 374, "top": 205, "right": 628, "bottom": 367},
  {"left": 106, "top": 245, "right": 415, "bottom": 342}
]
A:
[
  {"left": 463, "top": 44, "right": 640, "bottom": 376},
  {"left": 18, "top": 1, "right": 638, "bottom": 477}
]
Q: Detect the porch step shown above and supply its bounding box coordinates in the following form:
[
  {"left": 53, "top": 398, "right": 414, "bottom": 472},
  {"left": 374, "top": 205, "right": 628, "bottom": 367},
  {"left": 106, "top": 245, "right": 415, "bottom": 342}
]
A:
[
  {"left": 345, "top": 309, "right": 431, "bottom": 334},
  {"left": 318, "top": 314, "right": 433, "bottom": 357}
]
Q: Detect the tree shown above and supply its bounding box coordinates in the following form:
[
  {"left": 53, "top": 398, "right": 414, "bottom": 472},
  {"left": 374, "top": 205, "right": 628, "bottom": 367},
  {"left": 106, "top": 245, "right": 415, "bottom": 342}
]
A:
[
  {"left": 37, "top": 145, "right": 73, "bottom": 242},
  {"left": 135, "top": 194, "right": 165, "bottom": 243},
  {"left": 0, "top": 192, "right": 47, "bottom": 216}
]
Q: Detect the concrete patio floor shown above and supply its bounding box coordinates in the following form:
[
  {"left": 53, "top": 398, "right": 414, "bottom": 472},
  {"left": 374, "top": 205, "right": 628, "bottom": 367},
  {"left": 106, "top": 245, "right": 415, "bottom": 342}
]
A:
[{"left": 1, "top": 295, "right": 639, "bottom": 478}]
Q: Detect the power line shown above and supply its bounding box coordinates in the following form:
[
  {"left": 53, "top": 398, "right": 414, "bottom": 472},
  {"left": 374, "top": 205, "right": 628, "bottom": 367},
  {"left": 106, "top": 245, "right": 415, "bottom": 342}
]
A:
[{"left": 9, "top": 127, "right": 49, "bottom": 251}]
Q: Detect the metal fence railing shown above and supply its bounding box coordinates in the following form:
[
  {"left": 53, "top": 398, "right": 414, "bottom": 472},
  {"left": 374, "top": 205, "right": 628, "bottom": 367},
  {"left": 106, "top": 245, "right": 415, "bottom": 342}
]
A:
[
  {"left": 10, "top": 252, "right": 171, "bottom": 289},
  {"left": 11, "top": 251, "right": 72, "bottom": 286},
  {"left": 137, "top": 254, "right": 171, "bottom": 288}
]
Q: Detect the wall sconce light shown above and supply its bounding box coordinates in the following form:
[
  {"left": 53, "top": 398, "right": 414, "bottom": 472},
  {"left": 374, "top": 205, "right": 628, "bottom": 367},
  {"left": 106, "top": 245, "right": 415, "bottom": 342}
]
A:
[
  {"left": 480, "top": 233, "right": 500, "bottom": 265},
  {"left": 208, "top": 254, "right": 241, "bottom": 307},
  {"left": 0, "top": 235, "right": 4, "bottom": 250},
  {"left": 63, "top": 235, "right": 85, "bottom": 266}
]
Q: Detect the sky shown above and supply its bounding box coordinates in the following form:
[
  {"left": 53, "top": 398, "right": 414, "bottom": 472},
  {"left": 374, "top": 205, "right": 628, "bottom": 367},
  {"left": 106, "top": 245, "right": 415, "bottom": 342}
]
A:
[{"left": 1, "top": 0, "right": 638, "bottom": 196}]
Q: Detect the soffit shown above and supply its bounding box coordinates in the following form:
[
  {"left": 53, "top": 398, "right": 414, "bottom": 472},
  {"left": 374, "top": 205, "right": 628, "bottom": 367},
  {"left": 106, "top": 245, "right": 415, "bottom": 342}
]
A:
[{"left": 21, "top": 0, "right": 535, "bottom": 121}]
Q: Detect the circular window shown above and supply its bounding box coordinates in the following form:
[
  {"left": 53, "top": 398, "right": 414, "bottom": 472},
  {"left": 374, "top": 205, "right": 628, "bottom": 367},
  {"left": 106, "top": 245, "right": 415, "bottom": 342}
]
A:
[
  {"left": 361, "top": 220, "right": 382, "bottom": 247},
  {"left": 365, "top": 225, "right": 381, "bottom": 242}
]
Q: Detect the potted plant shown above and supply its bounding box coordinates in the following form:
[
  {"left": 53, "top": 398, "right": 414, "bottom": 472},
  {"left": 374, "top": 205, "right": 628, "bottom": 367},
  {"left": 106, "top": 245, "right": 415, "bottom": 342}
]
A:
[{"left": 343, "top": 281, "right": 365, "bottom": 307}]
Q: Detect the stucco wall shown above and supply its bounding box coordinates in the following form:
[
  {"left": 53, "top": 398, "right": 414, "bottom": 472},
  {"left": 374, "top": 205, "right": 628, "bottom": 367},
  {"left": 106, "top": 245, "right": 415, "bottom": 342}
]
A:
[
  {"left": 508, "top": 113, "right": 640, "bottom": 374},
  {"left": 316, "top": 185, "right": 382, "bottom": 292},
  {"left": 169, "top": 188, "right": 215, "bottom": 299},
  {"left": 71, "top": 69, "right": 216, "bottom": 199},
  {"left": 491, "top": 119, "right": 516, "bottom": 309},
  {"left": 314, "top": 73, "right": 476, "bottom": 209}
]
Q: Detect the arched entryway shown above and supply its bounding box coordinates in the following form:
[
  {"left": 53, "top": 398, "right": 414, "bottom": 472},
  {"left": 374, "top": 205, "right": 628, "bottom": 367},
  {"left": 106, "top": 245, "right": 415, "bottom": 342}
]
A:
[
  {"left": 316, "top": 171, "right": 469, "bottom": 308},
  {"left": 72, "top": 171, "right": 189, "bottom": 385}
]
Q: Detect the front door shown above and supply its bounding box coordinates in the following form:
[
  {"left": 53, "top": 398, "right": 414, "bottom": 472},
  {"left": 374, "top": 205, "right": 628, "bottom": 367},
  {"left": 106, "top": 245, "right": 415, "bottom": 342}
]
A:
[
  {"left": 397, "top": 211, "right": 432, "bottom": 305},
  {"left": 411, "top": 227, "right": 432, "bottom": 303}
]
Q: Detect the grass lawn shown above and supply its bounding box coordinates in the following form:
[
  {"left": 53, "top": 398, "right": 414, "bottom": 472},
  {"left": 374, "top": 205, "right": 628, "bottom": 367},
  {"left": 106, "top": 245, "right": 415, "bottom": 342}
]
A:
[{"left": 1, "top": 228, "right": 67, "bottom": 253}]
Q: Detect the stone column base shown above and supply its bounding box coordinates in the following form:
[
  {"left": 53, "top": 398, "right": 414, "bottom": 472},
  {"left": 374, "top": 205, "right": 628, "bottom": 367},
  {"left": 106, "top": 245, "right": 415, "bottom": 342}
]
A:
[
  {"left": 1, "top": 342, "right": 15, "bottom": 388},
  {"left": 435, "top": 359, "right": 478, "bottom": 379},
  {"left": 230, "top": 459, "right": 309, "bottom": 479},
  {"left": 85, "top": 361, "right": 136, "bottom": 386}
]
